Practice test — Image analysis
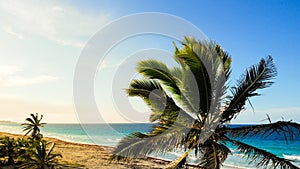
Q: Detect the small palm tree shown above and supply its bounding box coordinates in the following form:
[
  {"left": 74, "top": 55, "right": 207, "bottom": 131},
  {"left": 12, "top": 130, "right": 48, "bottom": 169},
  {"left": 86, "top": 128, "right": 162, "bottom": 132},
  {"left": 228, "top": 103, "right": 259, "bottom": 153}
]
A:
[
  {"left": 22, "top": 113, "right": 46, "bottom": 140},
  {"left": 20, "top": 140, "right": 62, "bottom": 169},
  {"left": 113, "top": 37, "right": 300, "bottom": 168}
]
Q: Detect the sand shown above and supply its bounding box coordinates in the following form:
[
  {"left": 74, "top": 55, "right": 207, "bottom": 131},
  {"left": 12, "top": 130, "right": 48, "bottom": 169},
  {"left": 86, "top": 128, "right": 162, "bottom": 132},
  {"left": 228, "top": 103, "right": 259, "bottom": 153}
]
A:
[{"left": 0, "top": 132, "right": 239, "bottom": 169}]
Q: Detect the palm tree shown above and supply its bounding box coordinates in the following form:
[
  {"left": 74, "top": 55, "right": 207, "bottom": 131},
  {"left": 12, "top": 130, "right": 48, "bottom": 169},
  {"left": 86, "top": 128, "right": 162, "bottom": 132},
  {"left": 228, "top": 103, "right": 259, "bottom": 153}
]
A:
[
  {"left": 22, "top": 113, "right": 46, "bottom": 140},
  {"left": 20, "top": 140, "right": 62, "bottom": 169},
  {"left": 112, "top": 37, "right": 300, "bottom": 169}
]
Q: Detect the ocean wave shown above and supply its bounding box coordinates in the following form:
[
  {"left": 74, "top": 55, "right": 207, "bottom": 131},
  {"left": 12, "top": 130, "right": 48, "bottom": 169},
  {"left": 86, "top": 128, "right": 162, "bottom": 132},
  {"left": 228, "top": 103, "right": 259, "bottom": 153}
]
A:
[
  {"left": 222, "top": 163, "right": 256, "bottom": 169},
  {"left": 105, "top": 138, "right": 121, "bottom": 143},
  {"left": 0, "top": 125, "right": 23, "bottom": 135},
  {"left": 232, "top": 153, "right": 246, "bottom": 158},
  {"left": 168, "top": 151, "right": 183, "bottom": 157},
  {"left": 283, "top": 154, "right": 300, "bottom": 161}
]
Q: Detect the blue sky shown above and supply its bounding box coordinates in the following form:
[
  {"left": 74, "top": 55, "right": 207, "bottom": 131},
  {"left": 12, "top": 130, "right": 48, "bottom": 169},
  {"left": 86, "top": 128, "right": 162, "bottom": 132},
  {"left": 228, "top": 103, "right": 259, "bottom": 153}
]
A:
[{"left": 0, "top": 0, "right": 299, "bottom": 123}]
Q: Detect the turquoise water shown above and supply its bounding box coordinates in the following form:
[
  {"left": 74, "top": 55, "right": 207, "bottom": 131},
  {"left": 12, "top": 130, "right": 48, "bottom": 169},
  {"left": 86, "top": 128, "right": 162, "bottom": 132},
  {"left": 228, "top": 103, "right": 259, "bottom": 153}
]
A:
[{"left": 1, "top": 122, "right": 299, "bottom": 168}]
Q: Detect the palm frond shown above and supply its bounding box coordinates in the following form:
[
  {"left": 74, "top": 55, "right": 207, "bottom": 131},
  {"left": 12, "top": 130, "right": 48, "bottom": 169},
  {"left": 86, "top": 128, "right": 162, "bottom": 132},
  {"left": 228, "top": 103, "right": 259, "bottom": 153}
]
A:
[
  {"left": 135, "top": 60, "right": 199, "bottom": 122},
  {"left": 227, "top": 121, "right": 300, "bottom": 141},
  {"left": 112, "top": 120, "right": 193, "bottom": 161},
  {"left": 175, "top": 39, "right": 212, "bottom": 117},
  {"left": 127, "top": 79, "right": 163, "bottom": 98},
  {"left": 221, "top": 56, "right": 277, "bottom": 123},
  {"left": 199, "top": 141, "right": 231, "bottom": 169},
  {"left": 22, "top": 118, "right": 35, "bottom": 126},
  {"left": 227, "top": 138, "right": 299, "bottom": 169},
  {"left": 127, "top": 79, "right": 181, "bottom": 123},
  {"left": 136, "top": 59, "right": 181, "bottom": 95},
  {"left": 214, "top": 44, "right": 232, "bottom": 79}
]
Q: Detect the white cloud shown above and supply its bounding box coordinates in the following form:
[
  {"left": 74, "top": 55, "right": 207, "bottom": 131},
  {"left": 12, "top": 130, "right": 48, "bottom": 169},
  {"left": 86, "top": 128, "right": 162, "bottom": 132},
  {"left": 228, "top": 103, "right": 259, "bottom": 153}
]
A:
[
  {"left": 0, "top": 65, "right": 21, "bottom": 76},
  {"left": 0, "top": 0, "right": 111, "bottom": 48},
  {"left": 2, "top": 75, "right": 61, "bottom": 87},
  {"left": 3, "top": 27, "right": 24, "bottom": 39},
  {"left": 0, "top": 65, "right": 61, "bottom": 87}
]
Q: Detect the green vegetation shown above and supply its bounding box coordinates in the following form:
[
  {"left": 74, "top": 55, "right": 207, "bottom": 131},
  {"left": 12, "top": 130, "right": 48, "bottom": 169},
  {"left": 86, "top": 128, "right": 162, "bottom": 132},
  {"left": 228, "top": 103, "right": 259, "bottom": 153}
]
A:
[
  {"left": 22, "top": 113, "right": 46, "bottom": 140},
  {"left": 113, "top": 37, "right": 300, "bottom": 169},
  {"left": 0, "top": 113, "right": 62, "bottom": 168},
  {"left": 20, "top": 140, "right": 62, "bottom": 169}
]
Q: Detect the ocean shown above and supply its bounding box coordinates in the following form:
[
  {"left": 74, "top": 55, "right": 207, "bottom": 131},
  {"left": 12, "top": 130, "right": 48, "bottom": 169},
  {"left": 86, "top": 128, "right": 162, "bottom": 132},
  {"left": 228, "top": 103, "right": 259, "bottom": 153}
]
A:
[{"left": 0, "top": 122, "right": 299, "bottom": 168}]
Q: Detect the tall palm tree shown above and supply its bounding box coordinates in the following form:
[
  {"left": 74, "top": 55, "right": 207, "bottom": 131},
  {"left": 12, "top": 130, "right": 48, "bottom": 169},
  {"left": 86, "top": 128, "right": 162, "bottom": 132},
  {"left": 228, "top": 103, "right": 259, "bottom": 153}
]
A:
[
  {"left": 20, "top": 140, "right": 62, "bottom": 169},
  {"left": 22, "top": 113, "right": 46, "bottom": 140},
  {"left": 112, "top": 37, "right": 300, "bottom": 169}
]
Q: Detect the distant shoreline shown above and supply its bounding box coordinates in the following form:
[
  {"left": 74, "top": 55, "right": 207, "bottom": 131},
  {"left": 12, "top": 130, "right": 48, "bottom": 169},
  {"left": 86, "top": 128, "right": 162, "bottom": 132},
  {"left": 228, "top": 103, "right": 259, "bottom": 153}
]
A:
[{"left": 0, "top": 120, "right": 18, "bottom": 124}]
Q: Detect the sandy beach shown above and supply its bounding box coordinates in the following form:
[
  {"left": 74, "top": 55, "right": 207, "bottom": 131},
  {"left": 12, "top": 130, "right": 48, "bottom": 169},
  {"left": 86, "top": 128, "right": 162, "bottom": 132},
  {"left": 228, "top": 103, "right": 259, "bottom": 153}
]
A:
[
  {"left": 0, "top": 132, "right": 243, "bottom": 169},
  {"left": 0, "top": 132, "right": 192, "bottom": 169}
]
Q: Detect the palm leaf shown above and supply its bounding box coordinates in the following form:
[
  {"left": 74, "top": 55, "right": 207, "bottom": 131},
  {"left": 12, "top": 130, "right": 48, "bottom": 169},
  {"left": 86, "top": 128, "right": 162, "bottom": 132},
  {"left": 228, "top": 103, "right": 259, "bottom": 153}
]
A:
[
  {"left": 199, "top": 141, "right": 231, "bottom": 169},
  {"left": 127, "top": 79, "right": 181, "bottom": 123},
  {"left": 227, "top": 121, "right": 300, "bottom": 141},
  {"left": 221, "top": 56, "right": 277, "bottom": 123},
  {"left": 227, "top": 138, "right": 299, "bottom": 169},
  {"left": 175, "top": 38, "right": 212, "bottom": 117},
  {"left": 112, "top": 120, "right": 194, "bottom": 161},
  {"left": 136, "top": 59, "right": 181, "bottom": 95},
  {"left": 135, "top": 60, "right": 199, "bottom": 121}
]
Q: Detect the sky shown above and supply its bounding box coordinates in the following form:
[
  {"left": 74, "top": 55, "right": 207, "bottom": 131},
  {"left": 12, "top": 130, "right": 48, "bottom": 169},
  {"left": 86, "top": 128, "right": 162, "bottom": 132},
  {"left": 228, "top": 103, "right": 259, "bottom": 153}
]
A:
[{"left": 0, "top": 0, "right": 299, "bottom": 123}]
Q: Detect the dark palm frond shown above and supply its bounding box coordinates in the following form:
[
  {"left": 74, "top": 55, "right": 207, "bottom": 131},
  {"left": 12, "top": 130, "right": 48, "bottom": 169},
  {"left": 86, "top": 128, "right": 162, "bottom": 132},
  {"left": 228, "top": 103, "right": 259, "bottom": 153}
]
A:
[
  {"left": 112, "top": 131, "right": 177, "bottom": 161},
  {"left": 227, "top": 121, "right": 300, "bottom": 141},
  {"left": 20, "top": 140, "right": 62, "bottom": 169},
  {"left": 46, "top": 142, "right": 63, "bottom": 163},
  {"left": 136, "top": 59, "right": 200, "bottom": 118},
  {"left": 227, "top": 138, "right": 299, "bottom": 169},
  {"left": 112, "top": 119, "right": 194, "bottom": 161},
  {"left": 176, "top": 37, "right": 229, "bottom": 121},
  {"left": 127, "top": 79, "right": 181, "bottom": 123},
  {"left": 221, "top": 56, "right": 277, "bottom": 123},
  {"left": 214, "top": 44, "right": 232, "bottom": 79},
  {"left": 127, "top": 79, "right": 163, "bottom": 98},
  {"left": 175, "top": 39, "right": 212, "bottom": 116},
  {"left": 136, "top": 59, "right": 181, "bottom": 95},
  {"left": 199, "top": 140, "right": 231, "bottom": 169},
  {"left": 127, "top": 79, "right": 165, "bottom": 113}
]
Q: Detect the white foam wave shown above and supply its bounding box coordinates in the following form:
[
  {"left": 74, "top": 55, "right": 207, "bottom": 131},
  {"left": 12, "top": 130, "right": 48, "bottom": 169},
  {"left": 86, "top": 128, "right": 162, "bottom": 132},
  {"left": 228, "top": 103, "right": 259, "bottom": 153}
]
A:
[
  {"left": 168, "top": 151, "right": 183, "bottom": 157},
  {"left": 0, "top": 125, "right": 23, "bottom": 135},
  {"left": 283, "top": 154, "right": 300, "bottom": 161},
  {"left": 233, "top": 153, "right": 246, "bottom": 158},
  {"left": 106, "top": 138, "right": 121, "bottom": 142},
  {"left": 222, "top": 163, "right": 255, "bottom": 169}
]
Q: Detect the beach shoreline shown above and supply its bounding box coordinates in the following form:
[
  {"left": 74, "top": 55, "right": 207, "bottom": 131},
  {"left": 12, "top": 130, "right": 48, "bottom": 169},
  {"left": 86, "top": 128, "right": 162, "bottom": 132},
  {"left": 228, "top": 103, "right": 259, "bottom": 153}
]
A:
[{"left": 0, "top": 131, "right": 241, "bottom": 169}]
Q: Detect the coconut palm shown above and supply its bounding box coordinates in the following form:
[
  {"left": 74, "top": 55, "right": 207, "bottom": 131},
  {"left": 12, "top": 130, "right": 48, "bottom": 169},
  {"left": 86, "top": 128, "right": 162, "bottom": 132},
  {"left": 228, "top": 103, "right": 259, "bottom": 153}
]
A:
[
  {"left": 22, "top": 113, "right": 46, "bottom": 140},
  {"left": 20, "top": 140, "right": 62, "bottom": 169},
  {"left": 112, "top": 37, "right": 300, "bottom": 169}
]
